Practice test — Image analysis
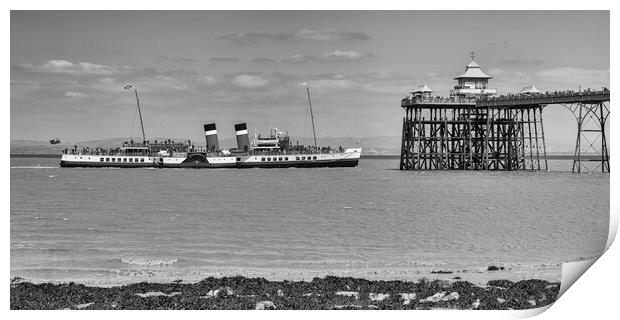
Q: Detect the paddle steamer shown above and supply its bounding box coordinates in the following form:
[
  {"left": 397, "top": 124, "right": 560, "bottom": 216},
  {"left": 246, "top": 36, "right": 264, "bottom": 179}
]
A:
[{"left": 60, "top": 86, "right": 361, "bottom": 168}]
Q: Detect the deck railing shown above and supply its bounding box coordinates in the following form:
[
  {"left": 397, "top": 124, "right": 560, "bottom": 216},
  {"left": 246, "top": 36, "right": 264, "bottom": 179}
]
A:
[
  {"left": 401, "top": 96, "right": 477, "bottom": 106},
  {"left": 476, "top": 89, "right": 610, "bottom": 107},
  {"left": 401, "top": 88, "right": 609, "bottom": 108}
]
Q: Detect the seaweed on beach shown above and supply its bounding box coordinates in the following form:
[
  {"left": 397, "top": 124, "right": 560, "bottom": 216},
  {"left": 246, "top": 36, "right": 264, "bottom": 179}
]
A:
[{"left": 10, "top": 276, "right": 560, "bottom": 310}]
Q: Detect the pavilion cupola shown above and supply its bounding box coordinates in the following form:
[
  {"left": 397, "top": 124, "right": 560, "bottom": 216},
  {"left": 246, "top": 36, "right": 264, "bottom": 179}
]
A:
[{"left": 451, "top": 52, "right": 496, "bottom": 97}]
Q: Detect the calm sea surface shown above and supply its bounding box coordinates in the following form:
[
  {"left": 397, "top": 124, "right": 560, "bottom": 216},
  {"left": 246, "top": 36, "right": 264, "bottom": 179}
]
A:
[{"left": 10, "top": 157, "right": 609, "bottom": 285}]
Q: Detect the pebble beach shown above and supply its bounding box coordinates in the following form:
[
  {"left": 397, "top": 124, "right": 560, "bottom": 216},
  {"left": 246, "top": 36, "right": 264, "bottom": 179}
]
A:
[{"left": 10, "top": 275, "right": 559, "bottom": 310}]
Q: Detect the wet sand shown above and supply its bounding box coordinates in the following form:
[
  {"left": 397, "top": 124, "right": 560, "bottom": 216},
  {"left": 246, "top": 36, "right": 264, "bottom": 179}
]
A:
[{"left": 10, "top": 275, "right": 559, "bottom": 310}]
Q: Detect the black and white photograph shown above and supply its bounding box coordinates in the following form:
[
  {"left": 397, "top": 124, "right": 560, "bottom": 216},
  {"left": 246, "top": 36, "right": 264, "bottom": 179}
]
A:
[{"left": 8, "top": 7, "right": 612, "bottom": 314}]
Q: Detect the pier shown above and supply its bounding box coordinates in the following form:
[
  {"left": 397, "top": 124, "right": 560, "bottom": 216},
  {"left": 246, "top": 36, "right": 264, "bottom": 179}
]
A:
[{"left": 399, "top": 56, "right": 610, "bottom": 172}]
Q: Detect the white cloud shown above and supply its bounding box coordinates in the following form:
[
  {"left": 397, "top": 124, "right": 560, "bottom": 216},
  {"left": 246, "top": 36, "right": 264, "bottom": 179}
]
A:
[
  {"left": 324, "top": 50, "right": 363, "bottom": 60},
  {"left": 232, "top": 74, "right": 269, "bottom": 88},
  {"left": 219, "top": 29, "right": 369, "bottom": 45},
  {"left": 210, "top": 57, "right": 242, "bottom": 63},
  {"left": 283, "top": 54, "right": 315, "bottom": 63},
  {"left": 92, "top": 75, "right": 189, "bottom": 93},
  {"left": 284, "top": 50, "right": 370, "bottom": 63},
  {"left": 251, "top": 57, "right": 277, "bottom": 63},
  {"left": 10, "top": 80, "right": 40, "bottom": 87},
  {"left": 15, "top": 59, "right": 132, "bottom": 76},
  {"left": 218, "top": 32, "right": 280, "bottom": 45},
  {"left": 197, "top": 76, "right": 217, "bottom": 86},
  {"left": 296, "top": 29, "right": 369, "bottom": 41},
  {"left": 64, "top": 91, "right": 90, "bottom": 99}
]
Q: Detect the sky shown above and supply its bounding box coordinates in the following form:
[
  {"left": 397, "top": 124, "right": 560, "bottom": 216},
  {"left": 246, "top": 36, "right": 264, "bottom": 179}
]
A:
[{"left": 10, "top": 11, "right": 609, "bottom": 148}]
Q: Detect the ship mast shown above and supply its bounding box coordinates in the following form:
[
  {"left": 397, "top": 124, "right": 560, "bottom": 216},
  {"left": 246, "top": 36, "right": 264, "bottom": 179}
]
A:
[
  {"left": 125, "top": 84, "right": 146, "bottom": 145},
  {"left": 305, "top": 86, "right": 317, "bottom": 149},
  {"left": 134, "top": 89, "right": 146, "bottom": 144}
]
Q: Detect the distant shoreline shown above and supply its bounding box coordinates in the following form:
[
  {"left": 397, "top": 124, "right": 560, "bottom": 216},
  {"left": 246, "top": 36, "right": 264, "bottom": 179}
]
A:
[
  {"left": 11, "top": 154, "right": 61, "bottom": 158},
  {"left": 11, "top": 153, "right": 605, "bottom": 160},
  {"left": 362, "top": 154, "right": 604, "bottom": 160}
]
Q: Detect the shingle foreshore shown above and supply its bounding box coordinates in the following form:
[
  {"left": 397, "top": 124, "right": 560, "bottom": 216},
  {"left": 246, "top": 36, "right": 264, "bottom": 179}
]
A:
[{"left": 10, "top": 276, "right": 560, "bottom": 310}]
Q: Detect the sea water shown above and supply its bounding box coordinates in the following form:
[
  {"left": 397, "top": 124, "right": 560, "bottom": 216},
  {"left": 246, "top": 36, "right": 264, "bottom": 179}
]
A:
[{"left": 10, "top": 157, "right": 609, "bottom": 286}]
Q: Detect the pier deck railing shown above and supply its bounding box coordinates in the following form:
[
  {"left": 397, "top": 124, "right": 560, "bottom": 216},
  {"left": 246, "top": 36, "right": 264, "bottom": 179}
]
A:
[
  {"left": 402, "top": 90, "right": 610, "bottom": 108},
  {"left": 476, "top": 90, "right": 610, "bottom": 107},
  {"left": 401, "top": 96, "right": 477, "bottom": 107}
]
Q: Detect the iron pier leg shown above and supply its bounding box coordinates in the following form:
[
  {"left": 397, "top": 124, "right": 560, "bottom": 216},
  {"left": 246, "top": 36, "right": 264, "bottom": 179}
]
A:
[
  {"left": 519, "top": 109, "right": 525, "bottom": 170},
  {"left": 507, "top": 110, "right": 514, "bottom": 171},
  {"left": 483, "top": 108, "right": 490, "bottom": 170},
  {"left": 599, "top": 102, "right": 610, "bottom": 172},
  {"left": 538, "top": 107, "right": 548, "bottom": 171},
  {"left": 415, "top": 108, "right": 423, "bottom": 170},
  {"left": 527, "top": 108, "right": 534, "bottom": 170},
  {"left": 468, "top": 117, "right": 473, "bottom": 170},
  {"left": 572, "top": 104, "right": 583, "bottom": 173},
  {"left": 400, "top": 116, "right": 406, "bottom": 170},
  {"left": 533, "top": 107, "right": 541, "bottom": 170}
]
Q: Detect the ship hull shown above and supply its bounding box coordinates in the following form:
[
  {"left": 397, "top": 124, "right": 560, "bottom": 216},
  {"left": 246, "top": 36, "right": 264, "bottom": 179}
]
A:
[
  {"left": 166, "top": 158, "right": 359, "bottom": 169},
  {"left": 59, "top": 161, "right": 155, "bottom": 168},
  {"left": 60, "top": 159, "right": 359, "bottom": 168},
  {"left": 60, "top": 148, "right": 361, "bottom": 169}
]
